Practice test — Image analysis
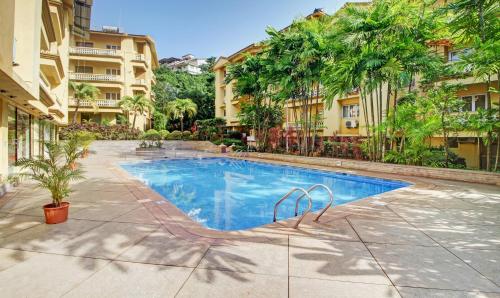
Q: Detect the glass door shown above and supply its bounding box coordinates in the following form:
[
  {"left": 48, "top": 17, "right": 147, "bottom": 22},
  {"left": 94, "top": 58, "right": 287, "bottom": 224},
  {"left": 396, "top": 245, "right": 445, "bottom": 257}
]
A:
[
  {"left": 7, "top": 106, "right": 16, "bottom": 173},
  {"left": 16, "top": 110, "right": 31, "bottom": 160}
]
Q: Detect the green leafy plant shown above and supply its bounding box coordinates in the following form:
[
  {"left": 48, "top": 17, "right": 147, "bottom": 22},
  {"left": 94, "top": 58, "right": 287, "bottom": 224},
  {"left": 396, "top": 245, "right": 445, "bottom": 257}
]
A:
[
  {"left": 159, "top": 130, "right": 170, "bottom": 140},
  {"left": 118, "top": 94, "right": 154, "bottom": 129},
  {"left": 167, "top": 130, "right": 182, "bottom": 140},
  {"left": 164, "top": 98, "right": 198, "bottom": 132},
  {"left": 14, "top": 141, "right": 84, "bottom": 206},
  {"left": 69, "top": 81, "right": 100, "bottom": 124},
  {"left": 142, "top": 129, "right": 162, "bottom": 148},
  {"left": 181, "top": 130, "right": 192, "bottom": 140}
]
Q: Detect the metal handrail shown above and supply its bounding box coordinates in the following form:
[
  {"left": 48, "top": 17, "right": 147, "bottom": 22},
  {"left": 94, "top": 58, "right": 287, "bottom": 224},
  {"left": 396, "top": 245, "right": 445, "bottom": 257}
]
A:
[
  {"left": 294, "top": 184, "right": 333, "bottom": 222},
  {"left": 233, "top": 149, "right": 248, "bottom": 158},
  {"left": 273, "top": 187, "right": 313, "bottom": 229}
]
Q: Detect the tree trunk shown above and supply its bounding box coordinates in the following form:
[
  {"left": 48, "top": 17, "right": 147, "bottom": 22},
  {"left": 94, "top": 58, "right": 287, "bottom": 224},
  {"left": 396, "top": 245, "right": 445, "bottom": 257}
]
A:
[
  {"left": 360, "top": 87, "right": 372, "bottom": 160},
  {"left": 72, "top": 99, "right": 80, "bottom": 124},
  {"left": 132, "top": 113, "right": 137, "bottom": 129},
  {"left": 494, "top": 136, "right": 499, "bottom": 172},
  {"left": 180, "top": 115, "right": 184, "bottom": 132},
  {"left": 486, "top": 132, "right": 492, "bottom": 171}
]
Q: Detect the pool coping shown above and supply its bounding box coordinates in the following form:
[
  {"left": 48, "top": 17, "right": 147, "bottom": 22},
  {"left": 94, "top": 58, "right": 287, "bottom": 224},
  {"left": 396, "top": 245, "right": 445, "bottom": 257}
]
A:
[{"left": 109, "top": 154, "right": 437, "bottom": 244}]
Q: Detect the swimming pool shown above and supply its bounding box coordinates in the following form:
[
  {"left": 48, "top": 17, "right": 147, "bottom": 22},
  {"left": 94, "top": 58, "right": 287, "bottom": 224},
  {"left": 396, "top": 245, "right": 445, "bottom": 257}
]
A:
[{"left": 121, "top": 158, "right": 409, "bottom": 231}]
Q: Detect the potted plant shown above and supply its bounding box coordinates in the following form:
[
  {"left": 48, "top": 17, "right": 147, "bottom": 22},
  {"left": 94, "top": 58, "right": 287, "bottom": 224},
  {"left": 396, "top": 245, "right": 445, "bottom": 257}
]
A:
[
  {"left": 14, "top": 140, "right": 84, "bottom": 224},
  {"left": 71, "top": 131, "right": 96, "bottom": 158}
]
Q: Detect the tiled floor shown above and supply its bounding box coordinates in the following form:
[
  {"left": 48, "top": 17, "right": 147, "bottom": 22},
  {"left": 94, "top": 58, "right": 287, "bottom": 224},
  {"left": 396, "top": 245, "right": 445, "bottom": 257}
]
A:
[{"left": 0, "top": 141, "right": 499, "bottom": 297}]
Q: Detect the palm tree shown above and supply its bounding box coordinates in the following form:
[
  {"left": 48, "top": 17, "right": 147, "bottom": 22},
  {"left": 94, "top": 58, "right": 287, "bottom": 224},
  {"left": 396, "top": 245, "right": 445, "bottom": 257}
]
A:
[
  {"left": 69, "top": 81, "right": 100, "bottom": 124},
  {"left": 118, "top": 94, "right": 154, "bottom": 129},
  {"left": 164, "top": 98, "right": 197, "bottom": 132}
]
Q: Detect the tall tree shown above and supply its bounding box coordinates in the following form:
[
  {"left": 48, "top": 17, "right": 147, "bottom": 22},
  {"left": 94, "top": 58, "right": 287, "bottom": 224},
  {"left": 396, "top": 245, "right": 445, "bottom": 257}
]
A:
[
  {"left": 164, "top": 98, "right": 198, "bottom": 132},
  {"left": 118, "top": 94, "right": 154, "bottom": 129},
  {"left": 322, "top": 0, "right": 441, "bottom": 161},
  {"left": 153, "top": 64, "right": 215, "bottom": 124},
  {"left": 68, "top": 81, "right": 100, "bottom": 124}
]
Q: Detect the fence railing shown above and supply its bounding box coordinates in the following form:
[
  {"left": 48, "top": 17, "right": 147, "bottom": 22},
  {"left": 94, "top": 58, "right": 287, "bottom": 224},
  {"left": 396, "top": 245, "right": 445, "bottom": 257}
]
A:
[
  {"left": 70, "top": 47, "right": 121, "bottom": 56},
  {"left": 69, "top": 72, "right": 120, "bottom": 82},
  {"left": 69, "top": 98, "right": 119, "bottom": 108}
]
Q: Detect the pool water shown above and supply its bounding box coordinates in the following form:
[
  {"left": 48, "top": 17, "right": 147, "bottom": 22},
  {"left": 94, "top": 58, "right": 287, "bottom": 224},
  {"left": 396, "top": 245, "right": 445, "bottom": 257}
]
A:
[{"left": 121, "top": 158, "right": 409, "bottom": 231}]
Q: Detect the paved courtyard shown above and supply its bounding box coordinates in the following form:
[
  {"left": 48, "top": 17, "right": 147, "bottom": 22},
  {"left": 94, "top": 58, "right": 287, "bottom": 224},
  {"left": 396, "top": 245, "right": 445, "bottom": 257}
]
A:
[{"left": 0, "top": 141, "right": 499, "bottom": 297}]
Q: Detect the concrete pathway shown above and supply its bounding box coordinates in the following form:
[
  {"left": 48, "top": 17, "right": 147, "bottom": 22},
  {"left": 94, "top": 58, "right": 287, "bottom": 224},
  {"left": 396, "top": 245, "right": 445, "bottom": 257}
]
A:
[{"left": 0, "top": 141, "right": 498, "bottom": 297}]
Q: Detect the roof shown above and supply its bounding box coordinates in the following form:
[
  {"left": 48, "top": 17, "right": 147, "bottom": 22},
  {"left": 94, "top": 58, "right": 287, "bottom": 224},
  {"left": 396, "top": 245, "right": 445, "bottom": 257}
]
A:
[{"left": 89, "top": 30, "right": 159, "bottom": 68}]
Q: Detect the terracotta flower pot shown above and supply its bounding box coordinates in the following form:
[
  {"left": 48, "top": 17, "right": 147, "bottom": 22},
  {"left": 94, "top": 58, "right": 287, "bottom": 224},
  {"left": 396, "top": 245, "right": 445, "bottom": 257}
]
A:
[
  {"left": 43, "top": 202, "right": 70, "bottom": 224},
  {"left": 69, "top": 162, "right": 78, "bottom": 170}
]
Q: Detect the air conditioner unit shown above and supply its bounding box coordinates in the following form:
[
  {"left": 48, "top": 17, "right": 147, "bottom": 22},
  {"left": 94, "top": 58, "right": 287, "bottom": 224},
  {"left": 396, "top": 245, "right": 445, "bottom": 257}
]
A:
[{"left": 345, "top": 120, "right": 359, "bottom": 128}]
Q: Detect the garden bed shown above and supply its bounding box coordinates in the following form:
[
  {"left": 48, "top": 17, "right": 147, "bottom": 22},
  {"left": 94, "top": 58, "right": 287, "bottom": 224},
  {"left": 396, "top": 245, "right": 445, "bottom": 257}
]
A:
[{"left": 245, "top": 152, "right": 500, "bottom": 186}]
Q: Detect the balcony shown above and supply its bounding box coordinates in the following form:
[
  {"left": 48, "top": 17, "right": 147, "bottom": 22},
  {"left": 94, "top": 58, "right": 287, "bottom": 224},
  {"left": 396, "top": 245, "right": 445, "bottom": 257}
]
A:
[
  {"left": 69, "top": 72, "right": 121, "bottom": 82},
  {"left": 133, "top": 53, "right": 145, "bottom": 61},
  {"left": 134, "top": 79, "right": 147, "bottom": 85},
  {"left": 286, "top": 120, "right": 325, "bottom": 130},
  {"left": 40, "top": 49, "right": 64, "bottom": 85},
  {"left": 69, "top": 98, "right": 120, "bottom": 108},
  {"left": 70, "top": 47, "right": 121, "bottom": 57}
]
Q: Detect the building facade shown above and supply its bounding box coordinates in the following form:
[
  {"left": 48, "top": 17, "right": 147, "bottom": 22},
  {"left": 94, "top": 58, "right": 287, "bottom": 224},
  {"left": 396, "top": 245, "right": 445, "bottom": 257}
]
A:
[
  {"left": 160, "top": 54, "right": 207, "bottom": 75},
  {"left": 68, "top": 27, "right": 159, "bottom": 130},
  {"left": 214, "top": 5, "right": 499, "bottom": 170},
  {"left": 0, "top": 0, "right": 87, "bottom": 179}
]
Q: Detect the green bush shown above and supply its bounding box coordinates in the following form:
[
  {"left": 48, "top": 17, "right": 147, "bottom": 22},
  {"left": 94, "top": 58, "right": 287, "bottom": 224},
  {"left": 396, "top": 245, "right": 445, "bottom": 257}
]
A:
[
  {"left": 143, "top": 129, "right": 160, "bottom": 140},
  {"left": 181, "top": 131, "right": 192, "bottom": 140},
  {"left": 192, "top": 131, "right": 200, "bottom": 140},
  {"left": 226, "top": 130, "right": 242, "bottom": 139},
  {"left": 167, "top": 130, "right": 182, "bottom": 140},
  {"left": 60, "top": 123, "right": 141, "bottom": 140},
  {"left": 153, "top": 112, "right": 167, "bottom": 131},
  {"left": 159, "top": 130, "right": 170, "bottom": 140},
  {"left": 141, "top": 129, "right": 162, "bottom": 148},
  {"left": 212, "top": 138, "right": 244, "bottom": 147}
]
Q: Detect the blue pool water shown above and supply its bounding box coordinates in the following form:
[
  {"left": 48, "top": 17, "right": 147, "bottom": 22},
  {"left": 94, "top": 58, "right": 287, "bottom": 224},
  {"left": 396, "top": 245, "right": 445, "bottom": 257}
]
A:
[{"left": 121, "top": 158, "right": 409, "bottom": 231}]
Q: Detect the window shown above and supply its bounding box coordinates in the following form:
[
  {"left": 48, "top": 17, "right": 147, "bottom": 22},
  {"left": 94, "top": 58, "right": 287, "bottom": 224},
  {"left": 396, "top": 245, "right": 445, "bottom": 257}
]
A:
[
  {"left": 73, "top": 0, "right": 92, "bottom": 35},
  {"left": 342, "top": 104, "right": 359, "bottom": 118},
  {"left": 106, "top": 45, "right": 121, "bottom": 50},
  {"left": 75, "top": 66, "right": 93, "bottom": 73},
  {"left": 76, "top": 41, "right": 93, "bottom": 48},
  {"left": 105, "top": 92, "right": 120, "bottom": 100},
  {"left": 448, "top": 48, "right": 472, "bottom": 63},
  {"left": 106, "top": 68, "right": 120, "bottom": 75},
  {"left": 461, "top": 94, "right": 486, "bottom": 112}
]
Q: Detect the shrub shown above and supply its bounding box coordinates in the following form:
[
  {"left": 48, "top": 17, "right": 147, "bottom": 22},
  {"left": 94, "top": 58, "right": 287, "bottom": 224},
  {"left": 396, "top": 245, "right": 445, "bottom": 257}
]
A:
[
  {"left": 181, "top": 131, "right": 192, "bottom": 140},
  {"left": 226, "top": 130, "right": 242, "bottom": 140},
  {"left": 153, "top": 112, "right": 167, "bottom": 131},
  {"left": 141, "top": 129, "right": 162, "bottom": 148},
  {"left": 191, "top": 131, "right": 200, "bottom": 140},
  {"left": 60, "top": 123, "right": 141, "bottom": 140},
  {"left": 212, "top": 138, "right": 244, "bottom": 147},
  {"left": 69, "top": 131, "right": 97, "bottom": 151},
  {"left": 167, "top": 130, "right": 182, "bottom": 140},
  {"left": 159, "top": 130, "right": 170, "bottom": 140}
]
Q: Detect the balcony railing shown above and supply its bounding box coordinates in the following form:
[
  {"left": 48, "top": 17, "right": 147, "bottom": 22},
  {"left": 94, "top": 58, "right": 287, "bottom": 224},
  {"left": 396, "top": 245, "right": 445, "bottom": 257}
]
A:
[
  {"left": 286, "top": 120, "right": 325, "bottom": 129},
  {"left": 134, "top": 53, "right": 145, "bottom": 61},
  {"left": 134, "top": 79, "right": 147, "bottom": 85},
  {"left": 69, "top": 72, "right": 120, "bottom": 82},
  {"left": 70, "top": 47, "right": 121, "bottom": 56},
  {"left": 69, "top": 98, "right": 120, "bottom": 108}
]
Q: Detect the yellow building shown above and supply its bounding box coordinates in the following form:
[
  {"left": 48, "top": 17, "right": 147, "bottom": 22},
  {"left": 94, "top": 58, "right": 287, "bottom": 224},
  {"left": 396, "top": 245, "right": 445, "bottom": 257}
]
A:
[
  {"left": 68, "top": 28, "right": 159, "bottom": 130},
  {"left": 214, "top": 5, "right": 499, "bottom": 169},
  {"left": 0, "top": 0, "right": 89, "bottom": 179}
]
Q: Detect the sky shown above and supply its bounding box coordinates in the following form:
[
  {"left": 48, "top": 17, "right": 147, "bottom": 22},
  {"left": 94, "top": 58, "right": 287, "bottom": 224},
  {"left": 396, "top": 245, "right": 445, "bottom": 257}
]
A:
[{"left": 91, "top": 0, "right": 365, "bottom": 60}]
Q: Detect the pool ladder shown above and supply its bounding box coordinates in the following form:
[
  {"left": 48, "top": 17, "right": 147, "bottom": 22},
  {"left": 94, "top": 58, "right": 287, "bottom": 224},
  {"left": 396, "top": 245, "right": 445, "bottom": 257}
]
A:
[{"left": 273, "top": 184, "right": 334, "bottom": 229}]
